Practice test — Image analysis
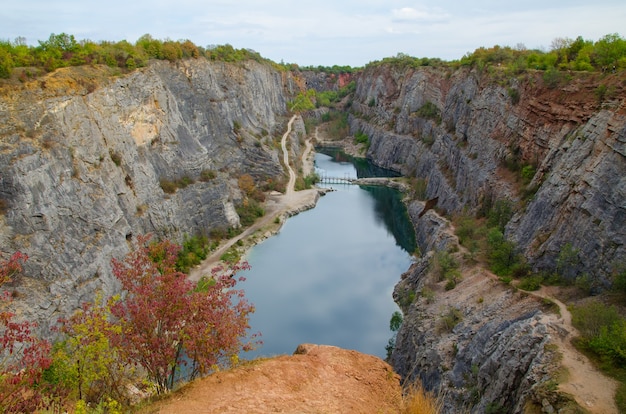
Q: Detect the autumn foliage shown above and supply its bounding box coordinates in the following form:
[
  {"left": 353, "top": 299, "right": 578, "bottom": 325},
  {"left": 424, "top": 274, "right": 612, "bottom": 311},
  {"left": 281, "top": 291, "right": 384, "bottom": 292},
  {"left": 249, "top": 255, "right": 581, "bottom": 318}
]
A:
[
  {"left": 109, "top": 235, "right": 257, "bottom": 394},
  {"left": 0, "top": 235, "right": 257, "bottom": 411},
  {"left": 0, "top": 252, "right": 54, "bottom": 413}
]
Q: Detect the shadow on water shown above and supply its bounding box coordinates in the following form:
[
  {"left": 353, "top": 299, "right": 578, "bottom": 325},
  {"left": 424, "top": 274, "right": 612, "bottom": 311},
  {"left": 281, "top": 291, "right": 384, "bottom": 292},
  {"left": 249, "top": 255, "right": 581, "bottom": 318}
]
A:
[{"left": 360, "top": 185, "right": 416, "bottom": 254}]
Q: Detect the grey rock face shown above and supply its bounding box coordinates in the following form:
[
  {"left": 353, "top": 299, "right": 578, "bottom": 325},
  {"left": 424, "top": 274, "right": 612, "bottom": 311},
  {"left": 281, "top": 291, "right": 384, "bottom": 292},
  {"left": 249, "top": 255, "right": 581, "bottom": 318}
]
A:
[
  {"left": 361, "top": 64, "right": 625, "bottom": 412},
  {"left": 0, "top": 59, "right": 292, "bottom": 330},
  {"left": 392, "top": 253, "right": 553, "bottom": 413},
  {"left": 353, "top": 64, "right": 625, "bottom": 285}
]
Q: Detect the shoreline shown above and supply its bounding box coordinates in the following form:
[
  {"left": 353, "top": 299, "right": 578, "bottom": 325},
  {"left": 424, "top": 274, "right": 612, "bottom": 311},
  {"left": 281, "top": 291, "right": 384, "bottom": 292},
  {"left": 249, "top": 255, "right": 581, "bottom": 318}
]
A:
[{"left": 189, "top": 115, "right": 323, "bottom": 281}]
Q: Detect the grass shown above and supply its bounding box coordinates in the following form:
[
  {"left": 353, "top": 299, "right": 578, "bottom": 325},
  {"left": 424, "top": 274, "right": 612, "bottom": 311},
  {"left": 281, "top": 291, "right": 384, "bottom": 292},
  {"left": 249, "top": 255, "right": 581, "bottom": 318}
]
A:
[{"left": 400, "top": 380, "right": 442, "bottom": 414}]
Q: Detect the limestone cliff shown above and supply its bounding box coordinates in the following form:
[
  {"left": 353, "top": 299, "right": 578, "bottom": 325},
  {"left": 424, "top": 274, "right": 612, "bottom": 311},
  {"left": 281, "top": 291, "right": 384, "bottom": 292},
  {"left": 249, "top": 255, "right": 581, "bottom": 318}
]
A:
[
  {"left": 350, "top": 64, "right": 625, "bottom": 412},
  {"left": 352, "top": 64, "right": 625, "bottom": 286},
  {"left": 0, "top": 59, "right": 298, "bottom": 328}
]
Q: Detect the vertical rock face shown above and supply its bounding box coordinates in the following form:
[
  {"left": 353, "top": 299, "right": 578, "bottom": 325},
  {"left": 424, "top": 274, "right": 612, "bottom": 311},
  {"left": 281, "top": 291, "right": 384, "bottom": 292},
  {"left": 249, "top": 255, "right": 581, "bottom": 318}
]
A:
[
  {"left": 392, "top": 253, "right": 554, "bottom": 413},
  {"left": 353, "top": 64, "right": 625, "bottom": 284},
  {"left": 0, "top": 59, "right": 293, "bottom": 328},
  {"left": 354, "top": 64, "right": 625, "bottom": 412}
]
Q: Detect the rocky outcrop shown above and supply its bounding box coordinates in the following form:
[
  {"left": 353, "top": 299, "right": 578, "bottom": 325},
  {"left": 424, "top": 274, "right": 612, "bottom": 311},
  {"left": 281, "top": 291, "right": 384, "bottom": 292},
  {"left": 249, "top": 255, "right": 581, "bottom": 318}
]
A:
[
  {"left": 139, "top": 344, "right": 403, "bottom": 413},
  {"left": 392, "top": 250, "right": 555, "bottom": 413},
  {"left": 352, "top": 64, "right": 626, "bottom": 285},
  {"left": 0, "top": 59, "right": 297, "bottom": 330}
]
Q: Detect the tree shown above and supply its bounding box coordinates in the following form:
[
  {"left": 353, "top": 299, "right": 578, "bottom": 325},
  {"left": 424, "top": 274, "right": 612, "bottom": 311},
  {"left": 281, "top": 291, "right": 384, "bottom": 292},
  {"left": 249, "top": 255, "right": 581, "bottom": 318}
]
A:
[
  {"left": 593, "top": 33, "right": 626, "bottom": 68},
  {"left": 52, "top": 296, "right": 132, "bottom": 405},
  {"left": 0, "top": 252, "right": 54, "bottom": 413},
  {"left": 109, "top": 235, "right": 257, "bottom": 394}
]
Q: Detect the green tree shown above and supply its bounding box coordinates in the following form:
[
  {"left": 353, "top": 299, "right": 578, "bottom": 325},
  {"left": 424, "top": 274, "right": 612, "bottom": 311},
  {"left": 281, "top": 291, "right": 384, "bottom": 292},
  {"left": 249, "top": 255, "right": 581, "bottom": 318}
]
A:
[
  {"left": 487, "top": 228, "right": 518, "bottom": 276},
  {"left": 51, "top": 296, "right": 132, "bottom": 405},
  {"left": 0, "top": 44, "right": 14, "bottom": 78},
  {"left": 594, "top": 33, "right": 626, "bottom": 68}
]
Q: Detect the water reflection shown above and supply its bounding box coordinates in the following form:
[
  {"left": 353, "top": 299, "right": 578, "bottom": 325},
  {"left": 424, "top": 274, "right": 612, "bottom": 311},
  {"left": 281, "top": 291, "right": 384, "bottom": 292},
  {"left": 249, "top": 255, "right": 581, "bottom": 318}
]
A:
[{"left": 242, "top": 152, "right": 415, "bottom": 360}]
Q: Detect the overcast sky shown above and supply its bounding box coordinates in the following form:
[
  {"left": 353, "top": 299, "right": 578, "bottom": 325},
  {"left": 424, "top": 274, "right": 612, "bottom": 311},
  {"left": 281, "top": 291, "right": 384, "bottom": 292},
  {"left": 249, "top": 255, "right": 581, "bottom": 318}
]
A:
[{"left": 2, "top": 1, "right": 625, "bottom": 67}]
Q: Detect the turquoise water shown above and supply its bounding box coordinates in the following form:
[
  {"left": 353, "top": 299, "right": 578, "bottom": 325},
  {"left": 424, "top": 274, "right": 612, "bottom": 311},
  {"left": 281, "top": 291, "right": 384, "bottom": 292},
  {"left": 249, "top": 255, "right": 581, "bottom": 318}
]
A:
[{"left": 241, "top": 151, "right": 415, "bottom": 359}]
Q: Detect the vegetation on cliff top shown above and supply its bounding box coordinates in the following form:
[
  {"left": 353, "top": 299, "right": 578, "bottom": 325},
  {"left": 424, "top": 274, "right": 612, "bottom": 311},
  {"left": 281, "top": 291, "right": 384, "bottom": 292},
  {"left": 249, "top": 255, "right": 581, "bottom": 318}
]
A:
[
  {"left": 367, "top": 33, "right": 626, "bottom": 73},
  {"left": 1, "top": 32, "right": 624, "bottom": 83}
]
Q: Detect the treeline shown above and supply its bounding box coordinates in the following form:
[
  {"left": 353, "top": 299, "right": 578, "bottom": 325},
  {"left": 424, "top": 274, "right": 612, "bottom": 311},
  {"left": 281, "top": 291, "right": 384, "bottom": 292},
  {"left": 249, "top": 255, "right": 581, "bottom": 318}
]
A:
[
  {"left": 459, "top": 33, "right": 625, "bottom": 72},
  {"left": 0, "top": 32, "right": 277, "bottom": 79},
  {"left": 367, "top": 33, "right": 625, "bottom": 73}
]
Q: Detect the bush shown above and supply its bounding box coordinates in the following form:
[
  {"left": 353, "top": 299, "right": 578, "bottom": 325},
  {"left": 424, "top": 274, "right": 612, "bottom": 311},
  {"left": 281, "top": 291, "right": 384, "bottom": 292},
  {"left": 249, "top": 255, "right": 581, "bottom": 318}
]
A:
[
  {"left": 486, "top": 228, "right": 523, "bottom": 277},
  {"left": 571, "top": 301, "right": 626, "bottom": 367},
  {"left": 518, "top": 274, "right": 543, "bottom": 291},
  {"left": 401, "top": 380, "right": 442, "bottom": 414},
  {"left": 507, "top": 87, "right": 520, "bottom": 105},
  {"left": 412, "top": 177, "right": 428, "bottom": 200},
  {"left": 109, "top": 150, "right": 122, "bottom": 167},
  {"left": 438, "top": 307, "right": 463, "bottom": 333},
  {"left": 415, "top": 101, "right": 441, "bottom": 124},
  {"left": 433, "top": 250, "right": 459, "bottom": 282},
  {"left": 199, "top": 169, "right": 217, "bottom": 182},
  {"left": 354, "top": 131, "right": 369, "bottom": 147},
  {"left": 159, "top": 178, "right": 178, "bottom": 194},
  {"left": 236, "top": 199, "right": 265, "bottom": 227},
  {"left": 175, "top": 234, "right": 210, "bottom": 273}
]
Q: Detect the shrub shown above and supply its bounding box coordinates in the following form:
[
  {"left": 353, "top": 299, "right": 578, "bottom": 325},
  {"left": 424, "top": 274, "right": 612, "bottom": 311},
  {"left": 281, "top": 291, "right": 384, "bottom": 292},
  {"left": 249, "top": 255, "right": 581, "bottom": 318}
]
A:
[
  {"left": 433, "top": 250, "right": 459, "bottom": 282},
  {"left": 354, "top": 131, "right": 369, "bottom": 147},
  {"left": 159, "top": 178, "right": 177, "bottom": 194},
  {"left": 486, "top": 228, "right": 522, "bottom": 277},
  {"left": 520, "top": 164, "right": 536, "bottom": 183},
  {"left": 176, "top": 234, "right": 210, "bottom": 273},
  {"left": 507, "top": 87, "right": 520, "bottom": 105},
  {"left": 486, "top": 199, "right": 513, "bottom": 232},
  {"left": 438, "top": 307, "right": 463, "bottom": 333},
  {"left": 236, "top": 199, "right": 265, "bottom": 227},
  {"left": 109, "top": 150, "right": 122, "bottom": 166},
  {"left": 415, "top": 101, "right": 441, "bottom": 124},
  {"left": 571, "top": 301, "right": 626, "bottom": 367},
  {"left": 200, "top": 169, "right": 217, "bottom": 182},
  {"left": 412, "top": 177, "right": 428, "bottom": 199},
  {"left": 518, "top": 274, "right": 543, "bottom": 291},
  {"left": 401, "top": 380, "right": 442, "bottom": 414},
  {"left": 303, "top": 172, "right": 320, "bottom": 189}
]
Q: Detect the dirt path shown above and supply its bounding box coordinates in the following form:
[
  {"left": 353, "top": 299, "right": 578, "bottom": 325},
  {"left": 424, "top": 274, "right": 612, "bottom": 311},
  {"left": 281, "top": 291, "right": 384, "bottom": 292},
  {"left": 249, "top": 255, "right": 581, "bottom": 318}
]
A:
[
  {"left": 189, "top": 115, "right": 320, "bottom": 282},
  {"left": 282, "top": 116, "right": 297, "bottom": 196},
  {"left": 525, "top": 286, "right": 619, "bottom": 414}
]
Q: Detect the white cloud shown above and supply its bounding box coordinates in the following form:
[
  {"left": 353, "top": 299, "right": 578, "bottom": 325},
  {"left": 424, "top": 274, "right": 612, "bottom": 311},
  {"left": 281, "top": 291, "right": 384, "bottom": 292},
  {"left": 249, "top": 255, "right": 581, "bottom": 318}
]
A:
[{"left": 391, "top": 6, "right": 450, "bottom": 23}]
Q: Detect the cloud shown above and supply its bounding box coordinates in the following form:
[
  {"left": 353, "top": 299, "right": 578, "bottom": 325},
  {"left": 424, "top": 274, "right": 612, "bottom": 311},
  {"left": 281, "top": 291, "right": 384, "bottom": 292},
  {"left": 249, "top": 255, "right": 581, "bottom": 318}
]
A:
[{"left": 391, "top": 6, "right": 450, "bottom": 23}]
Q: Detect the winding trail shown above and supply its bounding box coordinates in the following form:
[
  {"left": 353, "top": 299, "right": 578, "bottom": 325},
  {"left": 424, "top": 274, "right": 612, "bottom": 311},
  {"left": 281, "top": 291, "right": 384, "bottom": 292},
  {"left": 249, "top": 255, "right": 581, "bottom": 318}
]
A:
[
  {"left": 189, "top": 115, "right": 321, "bottom": 282},
  {"left": 526, "top": 286, "right": 618, "bottom": 414},
  {"left": 438, "top": 215, "right": 617, "bottom": 413}
]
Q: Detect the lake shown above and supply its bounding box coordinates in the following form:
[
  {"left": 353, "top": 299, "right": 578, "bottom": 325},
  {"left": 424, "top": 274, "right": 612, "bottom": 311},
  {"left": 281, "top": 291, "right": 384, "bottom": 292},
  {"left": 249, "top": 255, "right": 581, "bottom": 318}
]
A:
[{"left": 241, "top": 150, "right": 415, "bottom": 360}]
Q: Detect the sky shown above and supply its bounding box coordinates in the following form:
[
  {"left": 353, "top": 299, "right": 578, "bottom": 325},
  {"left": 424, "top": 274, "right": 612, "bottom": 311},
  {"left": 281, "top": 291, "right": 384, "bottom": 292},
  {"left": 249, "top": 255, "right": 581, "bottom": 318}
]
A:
[{"left": 2, "top": 1, "right": 625, "bottom": 67}]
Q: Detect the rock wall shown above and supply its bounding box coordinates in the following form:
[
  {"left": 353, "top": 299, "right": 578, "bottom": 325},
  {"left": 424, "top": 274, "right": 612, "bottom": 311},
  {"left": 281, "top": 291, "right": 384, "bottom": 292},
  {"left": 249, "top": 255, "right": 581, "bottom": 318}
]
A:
[
  {"left": 391, "top": 244, "right": 555, "bottom": 413},
  {"left": 0, "top": 59, "right": 295, "bottom": 329},
  {"left": 352, "top": 64, "right": 625, "bottom": 412},
  {"left": 352, "top": 64, "right": 626, "bottom": 284}
]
